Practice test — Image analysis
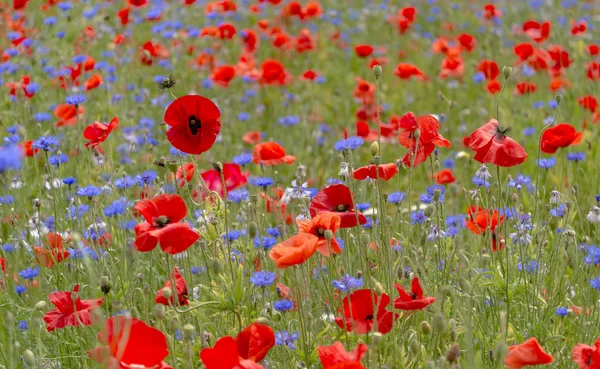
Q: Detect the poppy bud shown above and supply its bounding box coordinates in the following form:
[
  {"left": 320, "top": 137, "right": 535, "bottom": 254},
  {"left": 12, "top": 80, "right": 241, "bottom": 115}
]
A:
[
  {"left": 446, "top": 343, "right": 460, "bottom": 362},
  {"left": 434, "top": 160, "right": 440, "bottom": 170},
  {"left": 154, "top": 304, "right": 166, "bottom": 320},
  {"left": 248, "top": 222, "right": 258, "bottom": 238},
  {"left": 161, "top": 287, "right": 172, "bottom": 301},
  {"left": 424, "top": 204, "right": 435, "bottom": 217},
  {"left": 296, "top": 165, "right": 307, "bottom": 180},
  {"left": 214, "top": 161, "right": 223, "bottom": 172},
  {"left": 502, "top": 66, "right": 512, "bottom": 80},
  {"left": 370, "top": 142, "right": 379, "bottom": 156},
  {"left": 409, "top": 338, "right": 420, "bottom": 355},
  {"left": 22, "top": 349, "right": 35, "bottom": 367},
  {"left": 211, "top": 259, "right": 222, "bottom": 275},
  {"left": 373, "top": 65, "right": 382, "bottom": 78},
  {"left": 459, "top": 277, "right": 471, "bottom": 293},
  {"left": 385, "top": 215, "right": 393, "bottom": 225},
  {"left": 324, "top": 229, "right": 333, "bottom": 242},
  {"left": 555, "top": 93, "right": 562, "bottom": 104},
  {"left": 256, "top": 317, "right": 269, "bottom": 324},
  {"left": 372, "top": 332, "right": 383, "bottom": 346},
  {"left": 168, "top": 319, "right": 178, "bottom": 331},
  {"left": 183, "top": 324, "right": 195, "bottom": 341},
  {"left": 510, "top": 192, "right": 518, "bottom": 204},
  {"left": 112, "top": 300, "right": 122, "bottom": 312},
  {"left": 413, "top": 128, "right": 421, "bottom": 139},
  {"left": 160, "top": 123, "right": 168, "bottom": 135},
  {"left": 34, "top": 301, "right": 47, "bottom": 311},
  {"left": 6, "top": 311, "right": 14, "bottom": 324},
  {"left": 433, "top": 189, "right": 442, "bottom": 201},
  {"left": 432, "top": 313, "right": 447, "bottom": 334},
  {"left": 420, "top": 321, "right": 431, "bottom": 334},
  {"left": 100, "top": 276, "right": 111, "bottom": 295},
  {"left": 440, "top": 285, "right": 452, "bottom": 297},
  {"left": 371, "top": 278, "right": 384, "bottom": 295},
  {"left": 451, "top": 328, "right": 458, "bottom": 342},
  {"left": 360, "top": 232, "right": 370, "bottom": 246}
]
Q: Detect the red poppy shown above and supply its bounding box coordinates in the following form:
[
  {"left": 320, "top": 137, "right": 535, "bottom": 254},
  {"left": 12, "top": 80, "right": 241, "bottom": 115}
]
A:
[
  {"left": 300, "top": 70, "right": 319, "bottom": 81},
  {"left": 211, "top": 65, "right": 236, "bottom": 87},
  {"left": 117, "top": 7, "right": 130, "bottom": 25},
  {"left": 589, "top": 44, "right": 600, "bottom": 56},
  {"left": 297, "top": 213, "right": 342, "bottom": 256},
  {"left": 458, "top": 33, "right": 476, "bottom": 52},
  {"left": 579, "top": 96, "right": 598, "bottom": 113},
  {"left": 394, "top": 63, "right": 427, "bottom": 80},
  {"left": 436, "top": 169, "right": 455, "bottom": 184},
  {"left": 398, "top": 113, "right": 451, "bottom": 167},
  {"left": 236, "top": 323, "right": 275, "bottom": 362},
  {"left": 548, "top": 46, "right": 572, "bottom": 74},
  {"left": 163, "top": 95, "right": 221, "bottom": 155},
  {"left": 588, "top": 62, "right": 600, "bottom": 80},
  {"left": 310, "top": 184, "right": 367, "bottom": 228},
  {"left": 129, "top": 0, "right": 147, "bottom": 6},
  {"left": 269, "top": 233, "right": 319, "bottom": 269},
  {"left": 572, "top": 338, "right": 600, "bottom": 369},
  {"left": 13, "top": 0, "right": 29, "bottom": 10},
  {"left": 483, "top": 4, "right": 501, "bottom": 19},
  {"left": 34, "top": 232, "right": 69, "bottom": 268},
  {"left": 335, "top": 289, "right": 397, "bottom": 335},
  {"left": 133, "top": 194, "right": 199, "bottom": 254},
  {"left": 303, "top": 1, "right": 322, "bottom": 18},
  {"left": 394, "top": 278, "right": 435, "bottom": 310},
  {"left": 243, "top": 131, "right": 262, "bottom": 145},
  {"left": 477, "top": 60, "right": 499, "bottom": 80},
  {"left": 295, "top": 29, "right": 315, "bottom": 53},
  {"left": 260, "top": 60, "right": 287, "bottom": 85},
  {"left": 318, "top": 342, "right": 368, "bottom": 369},
  {"left": 353, "top": 163, "right": 398, "bottom": 181},
  {"left": 20, "top": 140, "right": 39, "bottom": 156},
  {"left": 201, "top": 336, "right": 264, "bottom": 369},
  {"left": 354, "top": 44, "right": 374, "bottom": 58},
  {"left": 84, "top": 74, "right": 103, "bottom": 91},
  {"left": 171, "top": 162, "right": 195, "bottom": 188},
  {"left": 540, "top": 123, "right": 582, "bottom": 154},
  {"left": 523, "top": 20, "right": 551, "bottom": 43},
  {"left": 155, "top": 268, "right": 189, "bottom": 306},
  {"left": 440, "top": 56, "right": 465, "bottom": 79},
  {"left": 572, "top": 20, "right": 587, "bottom": 35},
  {"left": 513, "top": 42, "right": 534, "bottom": 62},
  {"left": 353, "top": 77, "right": 375, "bottom": 104},
  {"left": 464, "top": 119, "right": 527, "bottom": 167},
  {"left": 44, "top": 284, "right": 103, "bottom": 332},
  {"left": 514, "top": 82, "right": 537, "bottom": 95},
  {"left": 140, "top": 41, "right": 168, "bottom": 65},
  {"left": 252, "top": 142, "right": 295, "bottom": 166},
  {"left": 466, "top": 205, "right": 504, "bottom": 251},
  {"left": 83, "top": 117, "right": 118, "bottom": 149},
  {"left": 486, "top": 80, "right": 501, "bottom": 94},
  {"left": 200, "top": 163, "right": 247, "bottom": 198},
  {"left": 54, "top": 103, "right": 84, "bottom": 127},
  {"left": 0, "top": 257, "right": 5, "bottom": 272},
  {"left": 549, "top": 77, "right": 570, "bottom": 92},
  {"left": 89, "top": 316, "right": 172, "bottom": 369},
  {"left": 5, "top": 75, "right": 35, "bottom": 98},
  {"left": 505, "top": 338, "right": 553, "bottom": 369},
  {"left": 218, "top": 23, "right": 237, "bottom": 39}
]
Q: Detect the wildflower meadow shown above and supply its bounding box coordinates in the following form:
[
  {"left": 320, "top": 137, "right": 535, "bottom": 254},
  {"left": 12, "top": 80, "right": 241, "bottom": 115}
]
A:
[{"left": 2, "top": 0, "right": 600, "bottom": 368}]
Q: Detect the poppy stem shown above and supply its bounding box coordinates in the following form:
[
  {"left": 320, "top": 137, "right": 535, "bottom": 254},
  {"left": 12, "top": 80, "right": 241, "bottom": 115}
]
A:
[{"left": 495, "top": 73, "right": 509, "bottom": 122}]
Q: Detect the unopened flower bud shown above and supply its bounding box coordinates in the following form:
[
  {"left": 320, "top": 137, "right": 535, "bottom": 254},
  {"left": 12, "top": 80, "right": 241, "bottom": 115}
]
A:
[
  {"left": 413, "top": 128, "right": 421, "bottom": 139},
  {"left": 502, "top": 66, "right": 512, "bottom": 80},
  {"left": 256, "top": 317, "right": 269, "bottom": 324},
  {"left": 248, "top": 222, "right": 258, "bottom": 238},
  {"left": 183, "top": 324, "right": 195, "bottom": 340},
  {"left": 433, "top": 189, "right": 442, "bottom": 201},
  {"left": 34, "top": 301, "right": 47, "bottom": 311},
  {"left": 432, "top": 313, "right": 447, "bottom": 334},
  {"left": 161, "top": 287, "right": 172, "bottom": 301},
  {"left": 372, "top": 332, "right": 383, "bottom": 346},
  {"left": 409, "top": 338, "right": 420, "bottom": 355},
  {"left": 370, "top": 142, "right": 379, "bottom": 157},
  {"left": 160, "top": 123, "right": 168, "bottom": 134},
  {"left": 555, "top": 93, "right": 562, "bottom": 104},
  {"left": 22, "top": 349, "right": 35, "bottom": 367},
  {"left": 420, "top": 321, "right": 431, "bottom": 334},
  {"left": 360, "top": 233, "right": 370, "bottom": 246},
  {"left": 324, "top": 230, "right": 333, "bottom": 242},
  {"left": 373, "top": 65, "right": 382, "bottom": 78},
  {"left": 211, "top": 259, "right": 222, "bottom": 275},
  {"left": 168, "top": 319, "right": 178, "bottom": 331},
  {"left": 481, "top": 254, "right": 491, "bottom": 267},
  {"left": 446, "top": 343, "right": 461, "bottom": 362},
  {"left": 424, "top": 204, "right": 435, "bottom": 217},
  {"left": 154, "top": 304, "right": 166, "bottom": 319}
]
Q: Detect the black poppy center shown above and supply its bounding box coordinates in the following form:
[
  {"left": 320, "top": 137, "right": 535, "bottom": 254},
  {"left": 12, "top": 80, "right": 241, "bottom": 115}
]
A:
[
  {"left": 317, "top": 227, "right": 325, "bottom": 236},
  {"left": 153, "top": 215, "right": 171, "bottom": 228},
  {"left": 410, "top": 293, "right": 418, "bottom": 300},
  {"left": 365, "top": 314, "right": 374, "bottom": 320},
  {"left": 335, "top": 204, "right": 350, "bottom": 212},
  {"left": 188, "top": 115, "right": 202, "bottom": 135},
  {"left": 496, "top": 125, "right": 511, "bottom": 136}
]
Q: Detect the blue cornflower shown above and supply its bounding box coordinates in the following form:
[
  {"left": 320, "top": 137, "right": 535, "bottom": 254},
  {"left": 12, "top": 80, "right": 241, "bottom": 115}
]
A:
[
  {"left": 62, "top": 177, "right": 76, "bottom": 186},
  {"left": 48, "top": 153, "right": 68, "bottom": 166},
  {"left": 15, "top": 285, "right": 26, "bottom": 295},
  {"left": 0, "top": 196, "right": 13, "bottom": 205},
  {"left": 266, "top": 227, "right": 281, "bottom": 238},
  {"left": 356, "top": 203, "right": 370, "bottom": 212},
  {"left": 550, "top": 203, "right": 567, "bottom": 217},
  {"left": 420, "top": 185, "right": 445, "bottom": 204},
  {"left": 0, "top": 145, "right": 22, "bottom": 172},
  {"left": 410, "top": 211, "right": 427, "bottom": 224},
  {"left": 427, "top": 225, "right": 447, "bottom": 242},
  {"left": 223, "top": 230, "right": 243, "bottom": 243},
  {"left": 472, "top": 72, "right": 486, "bottom": 83},
  {"left": 327, "top": 178, "right": 343, "bottom": 186},
  {"left": 442, "top": 157, "right": 455, "bottom": 169},
  {"left": 278, "top": 115, "right": 301, "bottom": 126},
  {"left": 77, "top": 185, "right": 102, "bottom": 199},
  {"left": 334, "top": 136, "right": 364, "bottom": 151},
  {"left": 590, "top": 277, "right": 600, "bottom": 289},
  {"left": 523, "top": 127, "right": 536, "bottom": 137},
  {"left": 32, "top": 135, "right": 60, "bottom": 151},
  {"left": 34, "top": 112, "right": 51, "bottom": 122},
  {"left": 332, "top": 275, "right": 364, "bottom": 293},
  {"left": 517, "top": 260, "right": 538, "bottom": 273},
  {"left": 250, "top": 177, "right": 274, "bottom": 188},
  {"left": 472, "top": 176, "right": 490, "bottom": 188},
  {"left": 191, "top": 266, "right": 204, "bottom": 275},
  {"left": 555, "top": 307, "right": 568, "bottom": 317},
  {"left": 65, "top": 94, "right": 86, "bottom": 105},
  {"left": 596, "top": 194, "right": 600, "bottom": 203},
  {"left": 67, "top": 204, "right": 90, "bottom": 220},
  {"left": 387, "top": 192, "right": 405, "bottom": 204},
  {"left": 446, "top": 215, "right": 466, "bottom": 228},
  {"left": 19, "top": 267, "right": 40, "bottom": 280},
  {"left": 507, "top": 174, "right": 533, "bottom": 192},
  {"left": 135, "top": 171, "right": 158, "bottom": 186},
  {"left": 537, "top": 158, "right": 556, "bottom": 170},
  {"left": 114, "top": 176, "right": 136, "bottom": 189},
  {"left": 583, "top": 244, "right": 600, "bottom": 265},
  {"left": 567, "top": 152, "right": 585, "bottom": 162},
  {"left": 510, "top": 214, "right": 533, "bottom": 246},
  {"left": 273, "top": 299, "right": 294, "bottom": 312},
  {"left": 232, "top": 153, "right": 253, "bottom": 166},
  {"left": 250, "top": 271, "right": 276, "bottom": 287},
  {"left": 254, "top": 236, "right": 277, "bottom": 250},
  {"left": 275, "top": 331, "right": 300, "bottom": 350},
  {"left": 228, "top": 188, "right": 249, "bottom": 203},
  {"left": 446, "top": 226, "right": 458, "bottom": 238},
  {"left": 104, "top": 198, "right": 131, "bottom": 217},
  {"left": 18, "top": 320, "right": 28, "bottom": 330}
]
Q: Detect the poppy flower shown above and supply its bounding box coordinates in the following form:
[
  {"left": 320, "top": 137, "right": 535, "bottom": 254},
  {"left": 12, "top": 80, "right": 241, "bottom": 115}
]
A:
[
  {"left": 84, "top": 74, "right": 103, "bottom": 91},
  {"left": 236, "top": 323, "right": 275, "bottom": 362},
  {"left": 458, "top": 33, "right": 476, "bottom": 52},
  {"left": 588, "top": 44, "right": 600, "bottom": 57},
  {"left": 436, "top": 169, "right": 455, "bottom": 184},
  {"left": 300, "top": 70, "right": 319, "bottom": 81},
  {"left": 0, "top": 257, "right": 5, "bottom": 272},
  {"left": 129, "top": 0, "right": 147, "bottom": 6},
  {"left": 523, "top": 20, "right": 551, "bottom": 43},
  {"left": 243, "top": 131, "right": 262, "bottom": 144},
  {"left": 83, "top": 117, "right": 119, "bottom": 149},
  {"left": 303, "top": 1, "right": 322, "bottom": 18},
  {"left": 394, "top": 277, "right": 435, "bottom": 311},
  {"left": 548, "top": 46, "right": 572, "bottom": 74},
  {"left": 572, "top": 20, "right": 587, "bottom": 35},
  {"left": 318, "top": 342, "right": 368, "bottom": 369},
  {"left": 117, "top": 7, "right": 130, "bottom": 25},
  {"left": 398, "top": 113, "right": 451, "bottom": 167},
  {"left": 163, "top": 95, "right": 221, "bottom": 155},
  {"left": 394, "top": 63, "right": 427, "bottom": 80},
  {"left": 486, "top": 80, "right": 501, "bottom": 94},
  {"left": 44, "top": 284, "right": 103, "bottom": 332},
  {"left": 466, "top": 206, "right": 504, "bottom": 251},
  {"left": 218, "top": 23, "right": 237, "bottom": 39},
  {"left": 483, "top": 4, "right": 501, "bottom": 19},
  {"left": 505, "top": 338, "right": 553, "bottom": 369},
  {"left": 34, "top": 232, "right": 69, "bottom": 268},
  {"left": 89, "top": 316, "right": 172, "bottom": 369},
  {"left": 514, "top": 82, "right": 537, "bottom": 95},
  {"left": 211, "top": 65, "right": 236, "bottom": 87},
  {"left": 354, "top": 77, "right": 375, "bottom": 104},
  {"left": 171, "top": 162, "right": 195, "bottom": 188},
  {"left": 579, "top": 96, "right": 598, "bottom": 113},
  {"left": 297, "top": 213, "right": 342, "bottom": 256},
  {"left": 133, "top": 194, "right": 199, "bottom": 254},
  {"left": 155, "top": 268, "right": 189, "bottom": 306},
  {"left": 13, "top": 0, "right": 28, "bottom": 10},
  {"left": 252, "top": 142, "right": 295, "bottom": 166},
  {"left": 20, "top": 140, "right": 39, "bottom": 157},
  {"left": 353, "top": 163, "right": 398, "bottom": 181},
  {"left": 513, "top": 43, "right": 534, "bottom": 62},
  {"left": 572, "top": 338, "right": 600, "bottom": 369},
  {"left": 588, "top": 62, "right": 600, "bottom": 80},
  {"left": 477, "top": 60, "right": 499, "bottom": 80},
  {"left": 260, "top": 60, "right": 287, "bottom": 85},
  {"left": 269, "top": 232, "right": 319, "bottom": 268},
  {"left": 463, "top": 119, "right": 527, "bottom": 167},
  {"left": 335, "top": 289, "right": 397, "bottom": 334},
  {"left": 201, "top": 336, "right": 264, "bottom": 369},
  {"left": 354, "top": 44, "right": 374, "bottom": 58},
  {"left": 549, "top": 78, "right": 570, "bottom": 92},
  {"left": 310, "top": 184, "right": 367, "bottom": 228},
  {"left": 540, "top": 123, "right": 582, "bottom": 154},
  {"left": 440, "top": 56, "right": 465, "bottom": 79},
  {"left": 54, "top": 103, "right": 84, "bottom": 127},
  {"left": 140, "top": 41, "right": 168, "bottom": 65}
]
